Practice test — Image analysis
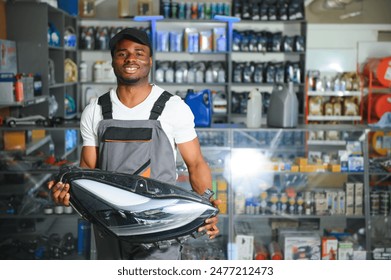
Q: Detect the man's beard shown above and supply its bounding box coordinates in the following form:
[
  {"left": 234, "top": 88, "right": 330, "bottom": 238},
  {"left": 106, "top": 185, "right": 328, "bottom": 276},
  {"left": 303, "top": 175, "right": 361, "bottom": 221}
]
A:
[{"left": 116, "top": 75, "right": 140, "bottom": 85}]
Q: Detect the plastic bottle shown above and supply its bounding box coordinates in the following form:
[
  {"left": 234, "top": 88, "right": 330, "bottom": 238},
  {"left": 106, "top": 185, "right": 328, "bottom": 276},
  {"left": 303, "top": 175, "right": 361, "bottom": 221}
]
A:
[
  {"left": 79, "top": 61, "right": 87, "bottom": 82},
  {"left": 254, "top": 242, "right": 269, "bottom": 260},
  {"left": 246, "top": 88, "right": 262, "bottom": 128},
  {"left": 267, "top": 82, "right": 298, "bottom": 128},
  {"left": 118, "top": 0, "right": 131, "bottom": 18},
  {"left": 268, "top": 241, "right": 283, "bottom": 260}
]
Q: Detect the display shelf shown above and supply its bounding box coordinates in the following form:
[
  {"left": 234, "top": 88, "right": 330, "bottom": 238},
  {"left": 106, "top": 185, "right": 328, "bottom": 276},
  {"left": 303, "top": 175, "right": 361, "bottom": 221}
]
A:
[
  {"left": 0, "top": 173, "right": 51, "bottom": 196},
  {"left": 25, "top": 135, "right": 52, "bottom": 156}
]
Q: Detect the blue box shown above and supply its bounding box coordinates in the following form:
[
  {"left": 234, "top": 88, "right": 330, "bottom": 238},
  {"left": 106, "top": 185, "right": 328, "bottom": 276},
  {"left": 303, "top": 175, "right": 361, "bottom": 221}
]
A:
[{"left": 57, "top": 0, "right": 78, "bottom": 16}]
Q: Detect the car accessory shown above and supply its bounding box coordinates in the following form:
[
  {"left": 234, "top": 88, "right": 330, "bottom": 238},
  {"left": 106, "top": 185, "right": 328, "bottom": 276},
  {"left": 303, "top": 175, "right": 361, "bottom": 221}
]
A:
[{"left": 57, "top": 166, "right": 218, "bottom": 248}]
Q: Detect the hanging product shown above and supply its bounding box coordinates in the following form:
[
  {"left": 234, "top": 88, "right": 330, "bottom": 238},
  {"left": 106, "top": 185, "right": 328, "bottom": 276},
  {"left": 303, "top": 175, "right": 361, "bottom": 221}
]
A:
[{"left": 56, "top": 166, "right": 218, "bottom": 248}]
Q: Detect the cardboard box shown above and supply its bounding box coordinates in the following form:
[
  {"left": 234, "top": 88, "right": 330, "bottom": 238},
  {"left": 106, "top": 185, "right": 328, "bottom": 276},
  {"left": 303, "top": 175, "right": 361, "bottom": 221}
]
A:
[
  {"left": 235, "top": 235, "right": 254, "bottom": 260},
  {"left": 338, "top": 240, "right": 353, "bottom": 260},
  {"left": 337, "top": 191, "right": 345, "bottom": 214},
  {"left": 326, "top": 191, "right": 338, "bottom": 215},
  {"left": 354, "top": 183, "right": 364, "bottom": 215},
  {"left": 314, "top": 192, "right": 327, "bottom": 215},
  {"left": 280, "top": 233, "right": 321, "bottom": 260},
  {"left": 328, "top": 164, "right": 341, "bottom": 172},
  {"left": 3, "top": 131, "right": 25, "bottom": 150},
  {"left": 0, "top": 40, "right": 17, "bottom": 74},
  {"left": 345, "top": 183, "right": 354, "bottom": 215},
  {"left": 295, "top": 157, "right": 308, "bottom": 165},
  {"left": 31, "top": 129, "right": 46, "bottom": 141},
  {"left": 321, "top": 236, "right": 338, "bottom": 260},
  {"left": 0, "top": 73, "right": 15, "bottom": 103}
]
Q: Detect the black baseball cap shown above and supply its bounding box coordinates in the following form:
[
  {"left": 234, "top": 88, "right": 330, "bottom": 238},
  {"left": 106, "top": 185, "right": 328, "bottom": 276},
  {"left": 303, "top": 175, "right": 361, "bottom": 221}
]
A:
[{"left": 109, "top": 28, "right": 152, "bottom": 57}]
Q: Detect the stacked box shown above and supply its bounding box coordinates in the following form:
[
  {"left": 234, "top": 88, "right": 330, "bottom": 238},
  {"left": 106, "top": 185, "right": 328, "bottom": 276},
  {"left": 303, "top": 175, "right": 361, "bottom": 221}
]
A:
[
  {"left": 314, "top": 192, "right": 327, "bottom": 215},
  {"left": 336, "top": 191, "right": 345, "bottom": 214},
  {"left": 354, "top": 183, "right": 364, "bottom": 215},
  {"left": 235, "top": 235, "right": 254, "bottom": 260},
  {"left": 345, "top": 183, "right": 355, "bottom": 215},
  {"left": 373, "top": 246, "right": 391, "bottom": 260},
  {"left": 326, "top": 191, "right": 338, "bottom": 215},
  {"left": 216, "top": 177, "right": 228, "bottom": 214}
]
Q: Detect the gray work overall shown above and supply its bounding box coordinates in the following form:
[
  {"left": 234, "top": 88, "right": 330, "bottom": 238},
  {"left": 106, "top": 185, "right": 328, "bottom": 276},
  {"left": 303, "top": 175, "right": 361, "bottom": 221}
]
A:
[{"left": 94, "top": 91, "right": 181, "bottom": 259}]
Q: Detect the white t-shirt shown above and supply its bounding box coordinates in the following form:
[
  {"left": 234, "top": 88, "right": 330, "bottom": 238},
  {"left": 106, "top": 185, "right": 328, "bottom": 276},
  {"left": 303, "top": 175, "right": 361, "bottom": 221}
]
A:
[{"left": 80, "top": 84, "right": 197, "bottom": 155}]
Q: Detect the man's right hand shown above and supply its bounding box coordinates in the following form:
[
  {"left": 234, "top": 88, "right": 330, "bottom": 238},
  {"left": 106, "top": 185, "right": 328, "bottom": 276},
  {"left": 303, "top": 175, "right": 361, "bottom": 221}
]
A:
[{"left": 47, "top": 180, "right": 71, "bottom": 206}]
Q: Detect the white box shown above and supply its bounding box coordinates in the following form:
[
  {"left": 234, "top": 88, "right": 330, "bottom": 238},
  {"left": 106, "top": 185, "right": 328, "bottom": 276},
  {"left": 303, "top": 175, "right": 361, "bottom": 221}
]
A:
[
  {"left": 338, "top": 241, "right": 354, "bottom": 260},
  {"left": 235, "top": 235, "right": 254, "bottom": 260},
  {"left": 281, "top": 233, "right": 321, "bottom": 260}
]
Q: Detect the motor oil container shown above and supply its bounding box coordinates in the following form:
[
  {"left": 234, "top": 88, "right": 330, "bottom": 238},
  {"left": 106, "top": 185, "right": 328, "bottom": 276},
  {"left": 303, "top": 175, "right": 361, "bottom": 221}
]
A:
[
  {"left": 267, "top": 82, "right": 298, "bottom": 128},
  {"left": 246, "top": 88, "right": 263, "bottom": 128},
  {"left": 185, "top": 89, "right": 212, "bottom": 127}
]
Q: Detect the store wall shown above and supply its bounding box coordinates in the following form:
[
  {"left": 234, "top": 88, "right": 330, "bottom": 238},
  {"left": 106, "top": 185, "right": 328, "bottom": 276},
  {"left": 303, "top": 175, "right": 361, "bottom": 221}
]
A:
[
  {"left": 306, "top": 24, "right": 391, "bottom": 73},
  {"left": 306, "top": 0, "right": 391, "bottom": 24}
]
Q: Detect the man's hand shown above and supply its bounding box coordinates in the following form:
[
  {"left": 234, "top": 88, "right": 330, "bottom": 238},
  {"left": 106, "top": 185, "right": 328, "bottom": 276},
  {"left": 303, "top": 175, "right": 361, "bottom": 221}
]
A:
[
  {"left": 198, "top": 198, "right": 221, "bottom": 239},
  {"left": 47, "top": 180, "right": 71, "bottom": 206}
]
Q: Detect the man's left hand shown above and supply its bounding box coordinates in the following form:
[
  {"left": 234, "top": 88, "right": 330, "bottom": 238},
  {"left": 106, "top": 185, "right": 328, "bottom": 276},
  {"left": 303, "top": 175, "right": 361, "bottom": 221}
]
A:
[{"left": 198, "top": 198, "right": 221, "bottom": 239}]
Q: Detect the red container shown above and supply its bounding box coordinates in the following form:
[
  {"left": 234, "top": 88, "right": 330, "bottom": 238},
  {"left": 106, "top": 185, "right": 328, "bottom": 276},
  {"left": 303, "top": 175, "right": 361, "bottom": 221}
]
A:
[{"left": 363, "top": 56, "right": 391, "bottom": 87}]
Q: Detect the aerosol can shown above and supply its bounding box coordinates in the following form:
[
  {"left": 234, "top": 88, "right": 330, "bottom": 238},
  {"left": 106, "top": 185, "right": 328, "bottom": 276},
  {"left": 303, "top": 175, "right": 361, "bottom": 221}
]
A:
[{"left": 246, "top": 88, "right": 262, "bottom": 128}]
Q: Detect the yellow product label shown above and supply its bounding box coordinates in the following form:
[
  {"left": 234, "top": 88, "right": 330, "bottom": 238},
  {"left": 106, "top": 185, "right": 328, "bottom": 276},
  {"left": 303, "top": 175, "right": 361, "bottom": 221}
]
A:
[
  {"left": 217, "top": 192, "right": 228, "bottom": 201},
  {"left": 217, "top": 178, "right": 228, "bottom": 191},
  {"left": 291, "top": 165, "right": 299, "bottom": 172},
  {"left": 218, "top": 203, "right": 227, "bottom": 214},
  {"left": 328, "top": 164, "right": 341, "bottom": 172},
  {"left": 260, "top": 191, "right": 268, "bottom": 200},
  {"left": 295, "top": 157, "right": 308, "bottom": 165}
]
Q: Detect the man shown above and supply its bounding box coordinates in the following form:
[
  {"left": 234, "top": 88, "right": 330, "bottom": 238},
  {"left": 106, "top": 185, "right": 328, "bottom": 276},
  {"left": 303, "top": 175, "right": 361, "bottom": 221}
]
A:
[{"left": 48, "top": 28, "right": 220, "bottom": 259}]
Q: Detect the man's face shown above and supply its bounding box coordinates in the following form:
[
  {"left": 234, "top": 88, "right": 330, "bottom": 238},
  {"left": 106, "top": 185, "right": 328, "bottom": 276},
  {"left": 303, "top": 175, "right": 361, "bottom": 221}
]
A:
[{"left": 111, "top": 39, "right": 152, "bottom": 85}]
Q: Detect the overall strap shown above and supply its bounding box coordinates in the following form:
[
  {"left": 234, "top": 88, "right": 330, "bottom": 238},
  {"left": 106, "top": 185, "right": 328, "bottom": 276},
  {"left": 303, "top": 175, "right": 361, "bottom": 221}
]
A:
[
  {"left": 149, "top": 91, "right": 173, "bottom": 120},
  {"left": 97, "top": 91, "right": 112, "bottom": 119}
]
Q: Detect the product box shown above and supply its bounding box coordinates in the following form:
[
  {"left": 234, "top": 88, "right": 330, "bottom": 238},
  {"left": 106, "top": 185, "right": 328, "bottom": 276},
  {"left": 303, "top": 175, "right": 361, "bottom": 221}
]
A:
[
  {"left": 314, "top": 191, "right": 327, "bottom": 215},
  {"left": 0, "top": 73, "right": 14, "bottom": 103},
  {"left": 328, "top": 163, "right": 341, "bottom": 172},
  {"left": 3, "top": 131, "right": 26, "bottom": 150},
  {"left": 354, "top": 183, "right": 364, "bottom": 215},
  {"left": 0, "top": 40, "right": 17, "bottom": 74},
  {"left": 336, "top": 191, "right": 345, "bottom": 214},
  {"left": 326, "top": 191, "right": 338, "bottom": 215},
  {"left": 352, "top": 250, "right": 366, "bottom": 260},
  {"left": 321, "top": 236, "right": 338, "bottom": 260},
  {"left": 279, "top": 231, "right": 321, "bottom": 260},
  {"left": 338, "top": 240, "right": 353, "bottom": 260},
  {"left": 345, "top": 182, "right": 354, "bottom": 215},
  {"left": 348, "top": 156, "right": 364, "bottom": 172},
  {"left": 235, "top": 235, "right": 254, "bottom": 260}
]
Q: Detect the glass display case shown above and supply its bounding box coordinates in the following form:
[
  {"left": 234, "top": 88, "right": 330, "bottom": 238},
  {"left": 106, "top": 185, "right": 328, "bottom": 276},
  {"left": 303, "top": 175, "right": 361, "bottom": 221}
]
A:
[{"left": 178, "top": 126, "right": 390, "bottom": 260}]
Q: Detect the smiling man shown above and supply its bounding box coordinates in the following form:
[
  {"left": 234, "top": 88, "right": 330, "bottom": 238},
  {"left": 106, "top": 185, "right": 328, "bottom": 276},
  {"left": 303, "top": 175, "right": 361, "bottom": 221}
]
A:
[{"left": 49, "top": 28, "right": 220, "bottom": 260}]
